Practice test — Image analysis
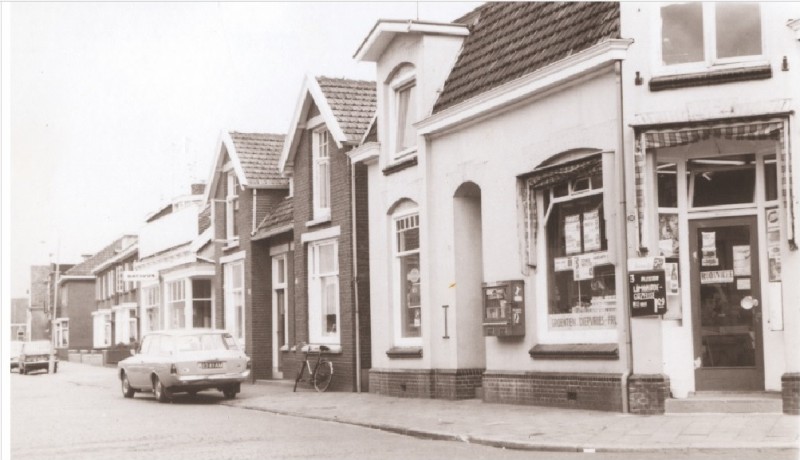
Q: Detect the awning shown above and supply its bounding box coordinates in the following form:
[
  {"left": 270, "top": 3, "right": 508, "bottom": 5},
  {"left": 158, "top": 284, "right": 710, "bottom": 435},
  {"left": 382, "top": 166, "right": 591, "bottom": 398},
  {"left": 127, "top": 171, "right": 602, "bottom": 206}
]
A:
[{"left": 633, "top": 118, "right": 795, "bottom": 249}]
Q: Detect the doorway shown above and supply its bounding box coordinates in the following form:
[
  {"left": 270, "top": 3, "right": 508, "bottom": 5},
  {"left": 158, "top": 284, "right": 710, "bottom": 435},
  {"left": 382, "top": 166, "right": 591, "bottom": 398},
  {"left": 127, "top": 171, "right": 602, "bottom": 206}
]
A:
[
  {"left": 271, "top": 254, "right": 288, "bottom": 379},
  {"left": 689, "top": 216, "right": 764, "bottom": 391}
]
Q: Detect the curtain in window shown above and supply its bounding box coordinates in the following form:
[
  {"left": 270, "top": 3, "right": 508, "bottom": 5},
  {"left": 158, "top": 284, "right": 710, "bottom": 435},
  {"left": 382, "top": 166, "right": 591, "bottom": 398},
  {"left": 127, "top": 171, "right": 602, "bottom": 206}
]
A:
[{"left": 636, "top": 119, "right": 794, "bottom": 248}]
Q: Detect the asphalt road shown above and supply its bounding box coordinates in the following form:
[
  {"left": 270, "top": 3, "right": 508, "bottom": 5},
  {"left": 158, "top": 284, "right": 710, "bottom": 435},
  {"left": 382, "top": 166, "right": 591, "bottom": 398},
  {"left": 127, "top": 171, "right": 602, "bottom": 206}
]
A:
[{"left": 9, "top": 363, "right": 797, "bottom": 460}]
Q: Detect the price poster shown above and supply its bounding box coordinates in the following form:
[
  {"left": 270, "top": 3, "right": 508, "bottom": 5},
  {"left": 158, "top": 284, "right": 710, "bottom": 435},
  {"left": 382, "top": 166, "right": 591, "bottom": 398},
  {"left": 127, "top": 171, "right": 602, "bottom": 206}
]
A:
[
  {"left": 701, "top": 231, "right": 718, "bottom": 266},
  {"left": 766, "top": 209, "right": 781, "bottom": 282},
  {"left": 564, "top": 214, "right": 582, "bottom": 254},
  {"left": 629, "top": 270, "right": 667, "bottom": 317},
  {"left": 732, "top": 245, "right": 751, "bottom": 276},
  {"left": 573, "top": 255, "right": 594, "bottom": 281},
  {"left": 583, "top": 209, "right": 601, "bottom": 252}
]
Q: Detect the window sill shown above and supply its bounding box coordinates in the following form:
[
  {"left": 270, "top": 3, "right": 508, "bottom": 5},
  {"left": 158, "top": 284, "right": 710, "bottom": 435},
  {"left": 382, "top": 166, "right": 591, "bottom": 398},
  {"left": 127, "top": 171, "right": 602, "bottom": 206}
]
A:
[
  {"left": 386, "top": 346, "right": 423, "bottom": 359},
  {"left": 649, "top": 63, "right": 772, "bottom": 92},
  {"left": 301, "top": 343, "right": 342, "bottom": 354},
  {"left": 224, "top": 239, "right": 240, "bottom": 250},
  {"left": 305, "top": 216, "right": 331, "bottom": 228},
  {"left": 382, "top": 156, "right": 418, "bottom": 176},
  {"left": 529, "top": 343, "right": 618, "bottom": 360}
]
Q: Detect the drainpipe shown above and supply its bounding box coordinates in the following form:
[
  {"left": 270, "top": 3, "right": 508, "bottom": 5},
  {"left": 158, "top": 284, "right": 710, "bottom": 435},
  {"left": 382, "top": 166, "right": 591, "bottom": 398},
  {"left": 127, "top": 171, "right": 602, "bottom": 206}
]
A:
[
  {"left": 350, "top": 153, "right": 362, "bottom": 393},
  {"left": 615, "top": 60, "right": 634, "bottom": 413}
]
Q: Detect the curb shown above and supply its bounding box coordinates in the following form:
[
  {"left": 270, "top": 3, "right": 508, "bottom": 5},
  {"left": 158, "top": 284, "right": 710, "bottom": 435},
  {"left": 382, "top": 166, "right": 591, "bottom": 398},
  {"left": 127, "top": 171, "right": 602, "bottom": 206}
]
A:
[{"left": 225, "top": 402, "right": 800, "bottom": 454}]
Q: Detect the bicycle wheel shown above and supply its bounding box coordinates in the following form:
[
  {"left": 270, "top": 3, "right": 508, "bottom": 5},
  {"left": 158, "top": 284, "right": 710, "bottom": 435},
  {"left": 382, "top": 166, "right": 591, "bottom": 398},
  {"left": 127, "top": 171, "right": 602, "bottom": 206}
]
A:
[
  {"left": 313, "top": 360, "right": 333, "bottom": 392},
  {"left": 293, "top": 361, "right": 306, "bottom": 392}
]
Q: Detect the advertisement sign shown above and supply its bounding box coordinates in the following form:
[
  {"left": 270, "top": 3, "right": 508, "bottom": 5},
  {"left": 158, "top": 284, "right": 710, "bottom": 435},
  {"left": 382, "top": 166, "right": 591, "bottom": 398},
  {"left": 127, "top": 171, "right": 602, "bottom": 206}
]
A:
[
  {"left": 564, "top": 214, "right": 582, "bottom": 254},
  {"left": 700, "top": 270, "right": 734, "bottom": 284},
  {"left": 629, "top": 270, "right": 667, "bottom": 317},
  {"left": 123, "top": 271, "right": 157, "bottom": 283},
  {"left": 582, "top": 209, "right": 601, "bottom": 252}
]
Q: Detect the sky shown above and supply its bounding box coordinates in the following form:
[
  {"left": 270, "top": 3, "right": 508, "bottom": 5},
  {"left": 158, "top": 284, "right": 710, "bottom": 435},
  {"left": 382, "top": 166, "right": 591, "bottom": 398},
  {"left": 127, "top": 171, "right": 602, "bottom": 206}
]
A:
[{"left": 5, "top": 1, "right": 480, "bottom": 299}]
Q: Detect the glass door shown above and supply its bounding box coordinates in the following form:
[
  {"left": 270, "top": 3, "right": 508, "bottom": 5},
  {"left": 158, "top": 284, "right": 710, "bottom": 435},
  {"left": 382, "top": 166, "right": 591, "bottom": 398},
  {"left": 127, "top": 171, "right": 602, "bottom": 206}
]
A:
[{"left": 689, "top": 216, "right": 763, "bottom": 390}]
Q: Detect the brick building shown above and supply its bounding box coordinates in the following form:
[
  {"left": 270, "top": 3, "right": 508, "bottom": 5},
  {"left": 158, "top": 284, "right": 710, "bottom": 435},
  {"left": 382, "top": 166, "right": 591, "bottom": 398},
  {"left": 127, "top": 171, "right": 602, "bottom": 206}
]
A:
[
  {"left": 91, "top": 236, "right": 138, "bottom": 348},
  {"left": 10, "top": 298, "right": 28, "bottom": 341},
  {"left": 278, "top": 76, "right": 375, "bottom": 391},
  {"left": 202, "top": 131, "right": 289, "bottom": 379}
]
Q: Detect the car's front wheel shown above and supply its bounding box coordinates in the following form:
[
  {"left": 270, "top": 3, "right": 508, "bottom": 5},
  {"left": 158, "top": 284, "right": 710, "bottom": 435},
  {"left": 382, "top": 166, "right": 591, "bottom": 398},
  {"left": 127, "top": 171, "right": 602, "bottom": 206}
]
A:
[
  {"left": 152, "top": 376, "right": 171, "bottom": 403},
  {"left": 222, "top": 385, "right": 237, "bottom": 399},
  {"left": 121, "top": 372, "right": 135, "bottom": 398}
]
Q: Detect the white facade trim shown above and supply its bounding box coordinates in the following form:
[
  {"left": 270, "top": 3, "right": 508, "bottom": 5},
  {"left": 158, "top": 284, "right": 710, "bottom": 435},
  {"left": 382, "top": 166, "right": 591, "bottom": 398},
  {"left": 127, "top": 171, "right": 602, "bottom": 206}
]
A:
[
  {"left": 347, "top": 142, "right": 381, "bottom": 165},
  {"left": 300, "top": 225, "right": 341, "bottom": 243},
  {"left": 269, "top": 243, "right": 291, "bottom": 256},
  {"left": 354, "top": 19, "right": 470, "bottom": 62},
  {"left": 219, "top": 250, "right": 246, "bottom": 265},
  {"left": 417, "top": 39, "right": 634, "bottom": 136},
  {"left": 161, "top": 264, "right": 216, "bottom": 282}
]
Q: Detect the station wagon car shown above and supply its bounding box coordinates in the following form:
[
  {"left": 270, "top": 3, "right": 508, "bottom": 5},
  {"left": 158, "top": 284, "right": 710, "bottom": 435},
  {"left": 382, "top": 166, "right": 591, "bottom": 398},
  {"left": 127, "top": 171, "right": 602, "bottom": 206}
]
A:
[
  {"left": 117, "top": 329, "right": 250, "bottom": 402},
  {"left": 18, "top": 340, "right": 58, "bottom": 375}
]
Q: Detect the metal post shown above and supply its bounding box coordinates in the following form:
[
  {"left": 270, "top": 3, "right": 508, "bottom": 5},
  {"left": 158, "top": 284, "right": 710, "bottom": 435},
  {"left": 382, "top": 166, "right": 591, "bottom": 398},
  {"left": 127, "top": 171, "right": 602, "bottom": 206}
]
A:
[{"left": 50, "top": 241, "right": 60, "bottom": 373}]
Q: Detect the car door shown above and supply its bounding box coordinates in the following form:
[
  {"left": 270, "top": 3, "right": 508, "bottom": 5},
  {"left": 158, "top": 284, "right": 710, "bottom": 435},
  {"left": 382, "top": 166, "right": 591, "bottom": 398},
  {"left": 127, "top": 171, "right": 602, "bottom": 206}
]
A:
[{"left": 129, "top": 335, "right": 154, "bottom": 388}]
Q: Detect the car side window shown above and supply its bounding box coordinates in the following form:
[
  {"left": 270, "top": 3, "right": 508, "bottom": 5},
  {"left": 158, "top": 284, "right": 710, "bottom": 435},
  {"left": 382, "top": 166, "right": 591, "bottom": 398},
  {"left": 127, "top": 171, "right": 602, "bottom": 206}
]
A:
[{"left": 139, "top": 336, "right": 152, "bottom": 355}]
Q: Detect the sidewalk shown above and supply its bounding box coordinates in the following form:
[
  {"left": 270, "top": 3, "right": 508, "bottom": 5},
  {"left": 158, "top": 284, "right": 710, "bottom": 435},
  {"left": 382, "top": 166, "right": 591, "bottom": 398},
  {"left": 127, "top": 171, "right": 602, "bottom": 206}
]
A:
[
  {"left": 229, "top": 379, "right": 800, "bottom": 453},
  {"left": 59, "top": 362, "right": 799, "bottom": 453}
]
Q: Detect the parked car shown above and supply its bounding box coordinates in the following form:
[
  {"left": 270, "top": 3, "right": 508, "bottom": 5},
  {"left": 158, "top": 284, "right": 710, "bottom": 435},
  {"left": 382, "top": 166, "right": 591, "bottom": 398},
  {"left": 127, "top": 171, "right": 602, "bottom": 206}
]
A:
[
  {"left": 18, "top": 340, "right": 57, "bottom": 375},
  {"left": 10, "top": 341, "right": 23, "bottom": 371},
  {"left": 117, "top": 329, "right": 250, "bottom": 402}
]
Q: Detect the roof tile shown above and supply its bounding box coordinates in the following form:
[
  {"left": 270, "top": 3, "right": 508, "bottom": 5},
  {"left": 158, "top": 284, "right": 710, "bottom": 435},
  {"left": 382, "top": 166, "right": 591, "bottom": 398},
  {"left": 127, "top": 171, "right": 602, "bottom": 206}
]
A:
[
  {"left": 255, "top": 197, "right": 293, "bottom": 236},
  {"left": 63, "top": 235, "right": 137, "bottom": 277},
  {"left": 315, "top": 77, "right": 377, "bottom": 143},
  {"left": 229, "top": 132, "right": 288, "bottom": 187},
  {"left": 434, "top": 2, "right": 621, "bottom": 113}
]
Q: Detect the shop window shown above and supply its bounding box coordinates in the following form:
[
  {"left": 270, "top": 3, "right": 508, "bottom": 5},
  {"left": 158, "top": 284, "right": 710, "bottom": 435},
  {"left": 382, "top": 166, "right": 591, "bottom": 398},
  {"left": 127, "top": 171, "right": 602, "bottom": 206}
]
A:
[
  {"left": 224, "top": 261, "right": 245, "bottom": 344},
  {"left": 166, "top": 280, "right": 186, "bottom": 329},
  {"left": 657, "top": 162, "right": 679, "bottom": 257},
  {"left": 143, "top": 286, "right": 161, "bottom": 332},
  {"left": 226, "top": 171, "right": 240, "bottom": 242},
  {"left": 192, "top": 279, "right": 212, "bottom": 328},
  {"left": 308, "top": 239, "right": 339, "bottom": 344},
  {"left": 312, "top": 128, "right": 331, "bottom": 220},
  {"left": 660, "top": 2, "right": 762, "bottom": 67},
  {"left": 764, "top": 155, "right": 778, "bottom": 202},
  {"left": 689, "top": 154, "right": 755, "bottom": 208},
  {"left": 389, "top": 64, "right": 417, "bottom": 160},
  {"left": 395, "top": 212, "right": 421, "bottom": 340}
]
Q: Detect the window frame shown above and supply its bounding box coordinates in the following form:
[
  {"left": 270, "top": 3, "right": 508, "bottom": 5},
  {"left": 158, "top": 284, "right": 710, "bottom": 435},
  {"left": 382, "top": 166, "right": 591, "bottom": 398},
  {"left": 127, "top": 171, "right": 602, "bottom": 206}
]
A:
[
  {"left": 312, "top": 127, "right": 331, "bottom": 221},
  {"left": 191, "top": 278, "right": 213, "bottom": 328},
  {"left": 224, "top": 261, "right": 246, "bottom": 346},
  {"left": 654, "top": 2, "right": 765, "bottom": 75},
  {"left": 392, "top": 208, "right": 422, "bottom": 346},
  {"left": 226, "top": 170, "right": 240, "bottom": 243},
  {"left": 142, "top": 285, "right": 161, "bottom": 333},
  {"left": 165, "top": 280, "right": 186, "bottom": 330},
  {"left": 307, "top": 238, "right": 340, "bottom": 345},
  {"left": 389, "top": 68, "right": 418, "bottom": 162},
  {"left": 272, "top": 254, "right": 289, "bottom": 349}
]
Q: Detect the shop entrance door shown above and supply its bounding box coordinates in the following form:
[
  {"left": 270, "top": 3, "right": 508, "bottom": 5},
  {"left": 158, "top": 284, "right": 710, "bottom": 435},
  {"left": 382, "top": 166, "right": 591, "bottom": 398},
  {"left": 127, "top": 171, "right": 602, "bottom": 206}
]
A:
[{"left": 689, "top": 216, "right": 763, "bottom": 391}]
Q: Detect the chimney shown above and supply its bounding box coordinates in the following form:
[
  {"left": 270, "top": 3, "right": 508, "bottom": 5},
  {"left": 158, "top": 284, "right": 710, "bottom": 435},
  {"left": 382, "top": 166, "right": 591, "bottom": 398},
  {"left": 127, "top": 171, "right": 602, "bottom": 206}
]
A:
[
  {"left": 81, "top": 254, "right": 93, "bottom": 261},
  {"left": 191, "top": 183, "right": 205, "bottom": 196}
]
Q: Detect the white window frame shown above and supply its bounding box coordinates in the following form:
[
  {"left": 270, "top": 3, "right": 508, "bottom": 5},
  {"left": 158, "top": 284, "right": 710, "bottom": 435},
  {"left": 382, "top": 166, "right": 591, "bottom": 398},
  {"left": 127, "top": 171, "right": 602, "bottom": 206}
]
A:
[
  {"left": 142, "top": 285, "right": 161, "bottom": 333},
  {"left": 191, "top": 278, "right": 213, "bottom": 328},
  {"left": 226, "top": 170, "right": 240, "bottom": 244},
  {"left": 55, "top": 318, "right": 69, "bottom": 348},
  {"left": 654, "top": 2, "right": 765, "bottom": 75},
  {"left": 272, "top": 254, "right": 289, "bottom": 350},
  {"left": 392, "top": 208, "right": 422, "bottom": 346},
  {"left": 308, "top": 238, "right": 340, "bottom": 345},
  {"left": 312, "top": 127, "right": 331, "bottom": 221},
  {"left": 389, "top": 68, "right": 417, "bottom": 161},
  {"left": 166, "top": 280, "right": 186, "bottom": 330},
  {"left": 224, "top": 260, "right": 246, "bottom": 346}
]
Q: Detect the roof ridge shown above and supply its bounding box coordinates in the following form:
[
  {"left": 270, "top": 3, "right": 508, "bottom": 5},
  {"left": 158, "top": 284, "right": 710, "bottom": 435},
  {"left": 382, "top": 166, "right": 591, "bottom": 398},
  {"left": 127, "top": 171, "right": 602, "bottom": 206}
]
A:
[{"left": 316, "top": 75, "right": 376, "bottom": 85}]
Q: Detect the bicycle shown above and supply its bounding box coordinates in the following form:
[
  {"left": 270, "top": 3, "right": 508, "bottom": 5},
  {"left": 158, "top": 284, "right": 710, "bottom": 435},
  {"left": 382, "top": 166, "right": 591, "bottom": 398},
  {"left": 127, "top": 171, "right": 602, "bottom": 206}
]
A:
[{"left": 293, "top": 342, "right": 333, "bottom": 392}]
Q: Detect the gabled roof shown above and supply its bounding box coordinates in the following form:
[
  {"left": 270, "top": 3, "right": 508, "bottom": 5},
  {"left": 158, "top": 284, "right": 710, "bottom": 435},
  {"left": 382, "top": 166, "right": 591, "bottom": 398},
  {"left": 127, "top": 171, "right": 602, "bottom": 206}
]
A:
[
  {"left": 252, "top": 197, "right": 293, "bottom": 240},
  {"left": 353, "top": 19, "right": 470, "bottom": 62},
  {"left": 433, "top": 2, "right": 620, "bottom": 113},
  {"left": 203, "top": 131, "right": 288, "bottom": 206},
  {"left": 63, "top": 235, "right": 137, "bottom": 278},
  {"left": 278, "top": 75, "right": 376, "bottom": 173}
]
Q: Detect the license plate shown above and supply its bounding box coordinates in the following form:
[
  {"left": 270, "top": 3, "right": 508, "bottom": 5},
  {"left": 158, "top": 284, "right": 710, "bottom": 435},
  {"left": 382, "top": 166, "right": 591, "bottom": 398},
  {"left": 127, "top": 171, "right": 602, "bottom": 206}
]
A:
[{"left": 200, "top": 361, "right": 223, "bottom": 369}]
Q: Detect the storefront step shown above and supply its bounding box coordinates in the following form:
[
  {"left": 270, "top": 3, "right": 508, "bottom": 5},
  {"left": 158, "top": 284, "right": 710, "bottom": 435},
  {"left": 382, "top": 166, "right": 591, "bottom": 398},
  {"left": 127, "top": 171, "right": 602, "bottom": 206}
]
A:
[{"left": 665, "top": 392, "right": 782, "bottom": 414}]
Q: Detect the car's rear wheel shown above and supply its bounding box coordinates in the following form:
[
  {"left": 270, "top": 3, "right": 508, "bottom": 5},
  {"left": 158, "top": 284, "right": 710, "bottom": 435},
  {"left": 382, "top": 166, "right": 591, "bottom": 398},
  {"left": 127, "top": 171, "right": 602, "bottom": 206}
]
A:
[
  {"left": 152, "top": 376, "right": 171, "bottom": 403},
  {"left": 222, "top": 385, "right": 237, "bottom": 399},
  {"left": 121, "top": 372, "right": 135, "bottom": 398},
  {"left": 53, "top": 363, "right": 58, "bottom": 374}
]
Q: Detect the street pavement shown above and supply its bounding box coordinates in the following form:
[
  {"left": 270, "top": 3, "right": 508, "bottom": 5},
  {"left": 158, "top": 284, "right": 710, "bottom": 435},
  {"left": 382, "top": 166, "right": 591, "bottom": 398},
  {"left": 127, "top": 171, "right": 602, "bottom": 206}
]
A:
[{"left": 13, "top": 362, "right": 799, "bottom": 458}]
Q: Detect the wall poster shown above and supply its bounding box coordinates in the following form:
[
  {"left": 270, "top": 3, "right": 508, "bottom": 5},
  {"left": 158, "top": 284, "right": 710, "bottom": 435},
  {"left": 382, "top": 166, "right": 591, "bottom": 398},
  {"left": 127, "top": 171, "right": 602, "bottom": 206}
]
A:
[
  {"left": 732, "top": 245, "right": 751, "bottom": 276},
  {"left": 564, "top": 214, "right": 582, "bottom": 254},
  {"left": 766, "top": 208, "right": 781, "bottom": 282},
  {"left": 628, "top": 270, "right": 667, "bottom": 317},
  {"left": 658, "top": 214, "right": 679, "bottom": 257},
  {"left": 583, "top": 209, "right": 601, "bottom": 252},
  {"left": 701, "top": 231, "right": 718, "bottom": 266}
]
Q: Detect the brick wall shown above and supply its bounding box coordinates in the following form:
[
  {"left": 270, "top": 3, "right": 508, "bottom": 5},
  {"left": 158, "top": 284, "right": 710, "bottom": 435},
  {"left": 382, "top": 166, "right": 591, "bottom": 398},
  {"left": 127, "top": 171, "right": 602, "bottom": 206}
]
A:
[
  {"left": 291, "top": 106, "right": 370, "bottom": 392},
  {"left": 483, "top": 371, "right": 624, "bottom": 412},
  {"left": 369, "top": 368, "right": 484, "bottom": 400},
  {"left": 627, "top": 374, "right": 670, "bottom": 415},
  {"left": 64, "top": 280, "right": 97, "bottom": 350},
  {"left": 782, "top": 373, "right": 800, "bottom": 415}
]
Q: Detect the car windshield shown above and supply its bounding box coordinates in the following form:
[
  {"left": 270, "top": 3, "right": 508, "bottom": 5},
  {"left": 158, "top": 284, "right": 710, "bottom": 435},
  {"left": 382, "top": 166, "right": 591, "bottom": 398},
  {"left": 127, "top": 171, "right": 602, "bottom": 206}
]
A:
[
  {"left": 22, "top": 341, "right": 52, "bottom": 354},
  {"left": 173, "top": 334, "right": 232, "bottom": 352}
]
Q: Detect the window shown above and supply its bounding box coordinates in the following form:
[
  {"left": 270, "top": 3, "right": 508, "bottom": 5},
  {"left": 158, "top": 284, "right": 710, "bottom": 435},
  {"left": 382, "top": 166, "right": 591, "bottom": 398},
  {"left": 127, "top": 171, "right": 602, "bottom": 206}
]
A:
[
  {"left": 395, "top": 212, "right": 421, "bottom": 340},
  {"left": 312, "top": 128, "right": 331, "bottom": 220},
  {"left": 543, "top": 174, "right": 616, "bottom": 331},
  {"left": 226, "top": 171, "right": 240, "bottom": 241},
  {"left": 116, "top": 266, "right": 124, "bottom": 293},
  {"left": 308, "top": 239, "right": 339, "bottom": 344},
  {"left": 689, "top": 154, "right": 756, "bottom": 208},
  {"left": 128, "top": 314, "right": 138, "bottom": 343},
  {"left": 192, "top": 279, "right": 212, "bottom": 328},
  {"left": 390, "top": 66, "right": 417, "bottom": 159},
  {"left": 224, "top": 261, "right": 245, "bottom": 344},
  {"left": 657, "top": 162, "right": 680, "bottom": 257},
  {"left": 166, "top": 280, "right": 186, "bottom": 329},
  {"left": 142, "top": 285, "right": 161, "bottom": 332},
  {"left": 56, "top": 319, "right": 69, "bottom": 347},
  {"left": 273, "top": 255, "right": 289, "bottom": 348},
  {"left": 660, "top": 2, "right": 762, "bottom": 67},
  {"left": 104, "top": 318, "right": 112, "bottom": 346}
]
